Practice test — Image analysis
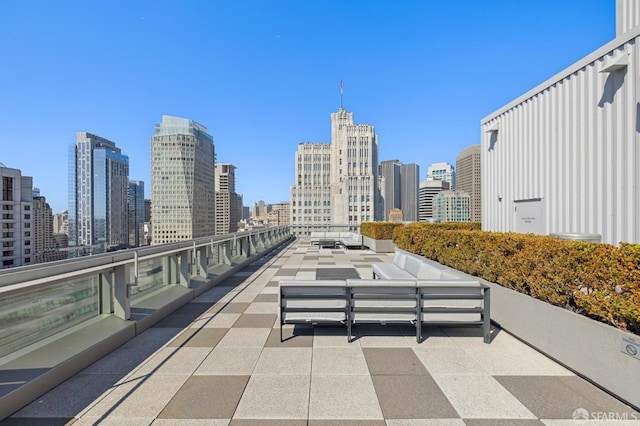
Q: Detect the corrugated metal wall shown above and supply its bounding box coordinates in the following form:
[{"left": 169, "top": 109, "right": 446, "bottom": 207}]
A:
[
  {"left": 481, "top": 31, "right": 640, "bottom": 245},
  {"left": 617, "top": 0, "right": 640, "bottom": 36}
]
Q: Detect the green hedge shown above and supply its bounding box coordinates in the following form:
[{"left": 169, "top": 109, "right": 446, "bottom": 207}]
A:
[
  {"left": 394, "top": 223, "right": 640, "bottom": 335},
  {"left": 360, "top": 222, "right": 404, "bottom": 240}
]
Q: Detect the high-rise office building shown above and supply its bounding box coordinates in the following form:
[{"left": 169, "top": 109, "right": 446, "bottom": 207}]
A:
[
  {"left": 151, "top": 115, "right": 215, "bottom": 245},
  {"left": 69, "top": 132, "right": 129, "bottom": 250},
  {"left": 269, "top": 202, "right": 290, "bottom": 226},
  {"left": 128, "top": 181, "right": 145, "bottom": 247},
  {"left": 379, "top": 160, "right": 400, "bottom": 222},
  {"left": 456, "top": 144, "right": 481, "bottom": 222},
  {"left": 330, "top": 108, "right": 379, "bottom": 226},
  {"left": 379, "top": 160, "right": 419, "bottom": 222},
  {"left": 291, "top": 143, "right": 332, "bottom": 227},
  {"left": 33, "top": 195, "right": 66, "bottom": 264},
  {"left": 426, "top": 162, "right": 456, "bottom": 189},
  {"left": 1, "top": 164, "right": 33, "bottom": 269},
  {"left": 433, "top": 190, "right": 471, "bottom": 223},
  {"left": 400, "top": 163, "right": 419, "bottom": 222},
  {"left": 53, "top": 210, "right": 68, "bottom": 235},
  {"left": 215, "top": 163, "right": 240, "bottom": 235},
  {"left": 418, "top": 179, "right": 450, "bottom": 222}
]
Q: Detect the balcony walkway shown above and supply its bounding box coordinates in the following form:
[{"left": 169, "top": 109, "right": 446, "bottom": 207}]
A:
[{"left": 3, "top": 237, "right": 638, "bottom": 425}]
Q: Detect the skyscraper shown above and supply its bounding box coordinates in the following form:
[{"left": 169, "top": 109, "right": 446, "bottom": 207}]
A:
[
  {"left": 399, "top": 163, "right": 419, "bottom": 222},
  {"left": 291, "top": 143, "right": 332, "bottom": 227},
  {"left": 291, "top": 107, "right": 380, "bottom": 230},
  {"left": 379, "top": 160, "right": 401, "bottom": 222},
  {"left": 69, "top": 132, "right": 129, "bottom": 250},
  {"left": 379, "top": 160, "right": 419, "bottom": 222},
  {"left": 215, "top": 163, "right": 240, "bottom": 235},
  {"left": 433, "top": 190, "right": 471, "bottom": 223},
  {"left": 456, "top": 144, "right": 481, "bottom": 222},
  {"left": 330, "top": 108, "right": 379, "bottom": 226},
  {"left": 426, "top": 162, "right": 456, "bottom": 189},
  {"left": 128, "top": 180, "right": 145, "bottom": 247},
  {"left": 418, "top": 179, "right": 450, "bottom": 222},
  {"left": 151, "top": 115, "right": 215, "bottom": 245},
  {"left": 1, "top": 164, "right": 33, "bottom": 269}
]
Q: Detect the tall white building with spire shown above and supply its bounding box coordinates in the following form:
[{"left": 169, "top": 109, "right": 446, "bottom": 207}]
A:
[
  {"left": 330, "top": 108, "right": 379, "bottom": 226},
  {"left": 291, "top": 101, "right": 380, "bottom": 231}
]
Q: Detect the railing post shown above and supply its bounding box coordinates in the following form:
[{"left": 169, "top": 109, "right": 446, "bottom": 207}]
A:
[
  {"left": 197, "top": 246, "right": 207, "bottom": 277},
  {"left": 113, "top": 264, "right": 131, "bottom": 320},
  {"left": 100, "top": 272, "right": 113, "bottom": 314},
  {"left": 179, "top": 251, "right": 190, "bottom": 287}
]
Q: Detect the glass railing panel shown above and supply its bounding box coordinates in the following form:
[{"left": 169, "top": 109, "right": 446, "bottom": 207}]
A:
[
  {"left": 130, "top": 256, "right": 165, "bottom": 301},
  {"left": 0, "top": 276, "right": 99, "bottom": 358}
]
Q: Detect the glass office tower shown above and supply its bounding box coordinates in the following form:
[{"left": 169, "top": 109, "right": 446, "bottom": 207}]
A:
[{"left": 68, "top": 132, "right": 129, "bottom": 251}]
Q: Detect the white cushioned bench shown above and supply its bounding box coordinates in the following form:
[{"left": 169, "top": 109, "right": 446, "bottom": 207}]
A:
[
  {"left": 309, "top": 232, "right": 363, "bottom": 249},
  {"left": 279, "top": 278, "right": 491, "bottom": 343},
  {"left": 372, "top": 249, "right": 463, "bottom": 280}
]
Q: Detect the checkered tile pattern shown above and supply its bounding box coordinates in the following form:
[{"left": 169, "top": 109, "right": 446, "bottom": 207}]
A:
[{"left": 7, "top": 238, "right": 639, "bottom": 425}]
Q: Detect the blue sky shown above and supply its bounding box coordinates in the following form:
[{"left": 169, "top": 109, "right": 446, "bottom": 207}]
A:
[{"left": 0, "top": 1, "right": 615, "bottom": 213}]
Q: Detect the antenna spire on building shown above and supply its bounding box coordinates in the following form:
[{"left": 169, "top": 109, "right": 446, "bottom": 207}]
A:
[{"left": 340, "top": 80, "right": 344, "bottom": 110}]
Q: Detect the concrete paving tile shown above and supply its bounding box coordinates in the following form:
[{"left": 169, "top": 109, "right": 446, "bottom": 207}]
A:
[
  {"left": 167, "top": 328, "right": 228, "bottom": 348},
  {"left": 495, "top": 376, "right": 639, "bottom": 420},
  {"left": 363, "top": 348, "right": 428, "bottom": 376},
  {"left": 459, "top": 343, "right": 574, "bottom": 376},
  {"left": 309, "top": 375, "right": 383, "bottom": 420},
  {"left": 265, "top": 326, "right": 314, "bottom": 347},
  {"left": 540, "top": 421, "right": 640, "bottom": 425},
  {"left": 72, "top": 417, "right": 156, "bottom": 425},
  {"left": 157, "top": 375, "right": 249, "bottom": 419},
  {"left": 254, "top": 293, "right": 278, "bottom": 302},
  {"left": 191, "top": 313, "right": 241, "bottom": 328},
  {"left": 232, "top": 314, "right": 277, "bottom": 328},
  {"left": 79, "top": 374, "right": 190, "bottom": 419},
  {"left": 228, "top": 291, "right": 259, "bottom": 303},
  {"left": 313, "top": 326, "right": 360, "bottom": 347},
  {"left": 412, "top": 346, "right": 487, "bottom": 376},
  {"left": 174, "top": 302, "right": 214, "bottom": 315},
  {"left": 216, "top": 302, "right": 250, "bottom": 314},
  {"left": 217, "top": 327, "right": 271, "bottom": 347},
  {"left": 295, "top": 271, "right": 317, "bottom": 279},
  {"left": 153, "top": 420, "right": 229, "bottom": 425},
  {"left": 193, "top": 287, "right": 234, "bottom": 303},
  {"left": 385, "top": 420, "right": 466, "bottom": 426},
  {"left": 131, "top": 347, "right": 211, "bottom": 377},
  {"left": 433, "top": 375, "right": 536, "bottom": 419},
  {"left": 11, "top": 373, "right": 123, "bottom": 418},
  {"left": 195, "top": 346, "right": 262, "bottom": 375},
  {"left": 463, "top": 421, "right": 545, "bottom": 425},
  {"left": 312, "top": 346, "right": 369, "bottom": 375},
  {"left": 253, "top": 347, "right": 312, "bottom": 375},
  {"left": 261, "top": 286, "right": 280, "bottom": 294},
  {"left": 152, "top": 313, "right": 201, "bottom": 328},
  {"left": 243, "top": 302, "right": 278, "bottom": 314},
  {"left": 309, "top": 421, "right": 386, "bottom": 426},
  {"left": 230, "top": 420, "right": 306, "bottom": 426},
  {"left": 81, "top": 327, "right": 182, "bottom": 374},
  {"left": 234, "top": 375, "right": 310, "bottom": 419},
  {"left": 371, "top": 375, "right": 459, "bottom": 419}
]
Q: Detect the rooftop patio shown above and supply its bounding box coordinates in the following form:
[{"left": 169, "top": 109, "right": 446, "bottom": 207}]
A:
[{"left": 2, "top": 237, "right": 638, "bottom": 425}]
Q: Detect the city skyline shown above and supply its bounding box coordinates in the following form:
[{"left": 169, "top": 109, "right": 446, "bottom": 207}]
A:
[{"left": 0, "top": 1, "right": 615, "bottom": 213}]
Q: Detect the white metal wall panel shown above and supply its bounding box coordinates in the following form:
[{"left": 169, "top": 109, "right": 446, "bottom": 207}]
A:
[
  {"left": 617, "top": 0, "right": 640, "bottom": 36},
  {"left": 482, "top": 34, "right": 640, "bottom": 245}
]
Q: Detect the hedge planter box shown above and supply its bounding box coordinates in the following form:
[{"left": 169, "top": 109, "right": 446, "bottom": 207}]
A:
[
  {"left": 362, "top": 236, "right": 395, "bottom": 253},
  {"left": 478, "top": 277, "right": 640, "bottom": 409}
]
